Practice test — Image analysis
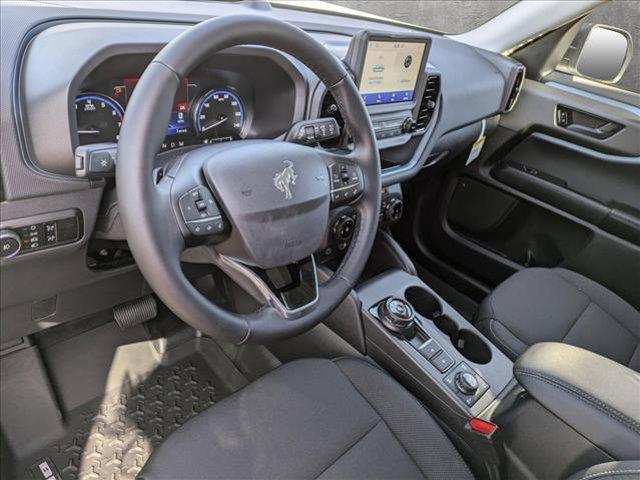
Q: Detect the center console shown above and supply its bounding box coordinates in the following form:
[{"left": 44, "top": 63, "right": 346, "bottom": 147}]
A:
[
  {"left": 357, "top": 269, "right": 513, "bottom": 419},
  {"left": 348, "top": 268, "right": 635, "bottom": 479}
]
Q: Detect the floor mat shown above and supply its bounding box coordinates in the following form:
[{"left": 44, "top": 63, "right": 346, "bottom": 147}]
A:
[{"left": 18, "top": 353, "right": 228, "bottom": 480}]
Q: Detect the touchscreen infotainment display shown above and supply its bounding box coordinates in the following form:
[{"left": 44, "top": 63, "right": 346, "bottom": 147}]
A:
[{"left": 358, "top": 40, "right": 427, "bottom": 106}]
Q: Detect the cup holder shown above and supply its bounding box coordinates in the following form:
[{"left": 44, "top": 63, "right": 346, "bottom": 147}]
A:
[
  {"left": 432, "top": 314, "right": 458, "bottom": 338},
  {"left": 434, "top": 314, "right": 492, "bottom": 364},
  {"left": 404, "top": 287, "right": 492, "bottom": 364},
  {"left": 405, "top": 286, "right": 441, "bottom": 318},
  {"left": 453, "top": 328, "right": 492, "bottom": 364}
]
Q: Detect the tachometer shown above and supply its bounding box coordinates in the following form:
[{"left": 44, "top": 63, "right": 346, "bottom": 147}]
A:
[
  {"left": 75, "top": 93, "right": 124, "bottom": 144},
  {"left": 193, "top": 89, "right": 245, "bottom": 140}
]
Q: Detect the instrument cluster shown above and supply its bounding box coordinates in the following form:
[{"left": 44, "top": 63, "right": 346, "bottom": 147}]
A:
[{"left": 75, "top": 75, "right": 249, "bottom": 151}]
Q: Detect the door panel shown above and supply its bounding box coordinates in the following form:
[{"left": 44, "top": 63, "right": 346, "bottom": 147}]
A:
[
  {"left": 493, "top": 133, "right": 640, "bottom": 245},
  {"left": 412, "top": 79, "right": 640, "bottom": 310},
  {"left": 500, "top": 80, "right": 640, "bottom": 156},
  {"left": 496, "top": 133, "right": 640, "bottom": 211}
]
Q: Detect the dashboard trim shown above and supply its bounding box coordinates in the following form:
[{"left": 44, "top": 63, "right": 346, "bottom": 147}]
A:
[{"left": 18, "top": 21, "right": 307, "bottom": 176}]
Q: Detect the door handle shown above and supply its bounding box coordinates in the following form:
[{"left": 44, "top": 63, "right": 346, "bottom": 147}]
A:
[
  {"left": 556, "top": 105, "right": 623, "bottom": 139},
  {"left": 566, "top": 122, "right": 617, "bottom": 138}
]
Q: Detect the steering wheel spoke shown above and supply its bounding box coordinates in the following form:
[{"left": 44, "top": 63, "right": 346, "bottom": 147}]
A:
[{"left": 216, "top": 254, "right": 320, "bottom": 318}]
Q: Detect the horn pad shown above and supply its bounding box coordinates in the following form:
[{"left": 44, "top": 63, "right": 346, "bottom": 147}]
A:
[{"left": 202, "top": 141, "right": 330, "bottom": 269}]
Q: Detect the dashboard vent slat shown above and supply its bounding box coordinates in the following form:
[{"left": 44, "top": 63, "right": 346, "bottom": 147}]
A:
[
  {"left": 504, "top": 66, "right": 525, "bottom": 113},
  {"left": 415, "top": 74, "right": 440, "bottom": 130}
]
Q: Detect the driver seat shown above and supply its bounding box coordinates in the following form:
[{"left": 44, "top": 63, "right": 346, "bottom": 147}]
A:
[{"left": 139, "top": 357, "right": 474, "bottom": 479}]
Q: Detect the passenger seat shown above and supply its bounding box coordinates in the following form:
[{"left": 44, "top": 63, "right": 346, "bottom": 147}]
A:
[{"left": 476, "top": 267, "right": 640, "bottom": 370}]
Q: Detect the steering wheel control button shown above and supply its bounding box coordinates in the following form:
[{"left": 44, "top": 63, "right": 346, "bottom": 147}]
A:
[
  {"left": 332, "top": 214, "right": 356, "bottom": 240},
  {"left": 187, "top": 218, "right": 225, "bottom": 236},
  {"left": 377, "top": 297, "right": 416, "bottom": 338},
  {"left": 180, "top": 187, "right": 221, "bottom": 222},
  {"left": 443, "top": 362, "right": 490, "bottom": 408},
  {"left": 329, "top": 162, "right": 363, "bottom": 205},
  {"left": 0, "top": 230, "right": 21, "bottom": 258},
  {"left": 429, "top": 350, "right": 455, "bottom": 373}
]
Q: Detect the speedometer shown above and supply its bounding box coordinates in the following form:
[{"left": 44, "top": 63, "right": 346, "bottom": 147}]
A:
[
  {"left": 192, "top": 89, "right": 245, "bottom": 141},
  {"left": 75, "top": 93, "right": 124, "bottom": 144}
]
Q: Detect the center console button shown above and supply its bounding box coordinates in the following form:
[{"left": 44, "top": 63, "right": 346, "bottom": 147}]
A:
[
  {"left": 388, "top": 299, "right": 411, "bottom": 319},
  {"left": 443, "top": 362, "right": 490, "bottom": 408},
  {"left": 377, "top": 297, "right": 416, "bottom": 338},
  {"left": 417, "top": 338, "right": 441, "bottom": 360},
  {"left": 455, "top": 372, "right": 479, "bottom": 395},
  {"left": 430, "top": 351, "right": 455, "bottom": 373}
]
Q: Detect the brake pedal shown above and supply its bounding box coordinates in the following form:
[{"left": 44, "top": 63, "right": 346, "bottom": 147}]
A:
[{"left": 113, "top": 295, "right": 157, "bottom": 329}]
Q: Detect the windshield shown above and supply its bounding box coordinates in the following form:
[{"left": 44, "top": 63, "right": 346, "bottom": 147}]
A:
[{"left": 275, "top": 0, "right": 519, "bottom": 34}]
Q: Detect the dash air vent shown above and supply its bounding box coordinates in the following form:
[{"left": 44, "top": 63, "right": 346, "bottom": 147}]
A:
[
  {"left": 415, "top": 74, "right": 440, "bottom": 130},
  {"left": 504, "top": 66, "right": 525, "bottom": 113}
]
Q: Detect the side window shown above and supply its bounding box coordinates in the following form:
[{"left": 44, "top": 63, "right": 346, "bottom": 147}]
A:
[{"left": 556, "top": 1, "right": 638, "bottom": 93}]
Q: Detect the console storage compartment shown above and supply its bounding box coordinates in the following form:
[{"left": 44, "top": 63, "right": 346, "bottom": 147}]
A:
[
  {"left": 487, "top": 342, "right": 640, "bottom": 479},
  {"left": 513, "top": 342, "right": 640, "bottom": 461}
]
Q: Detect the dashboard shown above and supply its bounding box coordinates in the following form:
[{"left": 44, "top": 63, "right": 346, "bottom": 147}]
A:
[{"left": 0, "top": 0, "right": 523, "bottom": 342}]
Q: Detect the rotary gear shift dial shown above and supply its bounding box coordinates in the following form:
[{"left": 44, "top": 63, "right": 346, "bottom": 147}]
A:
[{"left": 377, "top": 297, "right": 416, "bottom": 338}]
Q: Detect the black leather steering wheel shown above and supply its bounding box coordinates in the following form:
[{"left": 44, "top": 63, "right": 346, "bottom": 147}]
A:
[{"left": 116, "top": 14, "right": 380, "bottom": 344}]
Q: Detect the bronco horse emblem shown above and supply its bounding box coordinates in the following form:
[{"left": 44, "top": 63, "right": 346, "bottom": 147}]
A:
[{"left": 273, "top": 160, "right": 297, "bottom": 200}]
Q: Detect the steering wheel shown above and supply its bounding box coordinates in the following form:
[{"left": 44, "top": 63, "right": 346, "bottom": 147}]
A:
[{"left": 116, "top": 14, "right": 380, "bottom": 344}]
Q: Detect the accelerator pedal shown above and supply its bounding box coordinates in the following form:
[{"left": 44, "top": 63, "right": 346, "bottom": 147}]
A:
[{"left": 113, "top": 295, "right": 157, "bottom": 329}]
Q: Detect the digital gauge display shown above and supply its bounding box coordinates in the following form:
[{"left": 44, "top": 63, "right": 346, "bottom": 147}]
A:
[
  {"left": 75, "top": 94, "right": 124, "bottom": 144},
  {"left": 193, "top": 89, "right": 245, "bottom": 141},
  {"left": 114, "top": 77, "right": 191, "bottom": 137},
  {"left": 75, "top": 76, "right": 246, "bottom": 151}
]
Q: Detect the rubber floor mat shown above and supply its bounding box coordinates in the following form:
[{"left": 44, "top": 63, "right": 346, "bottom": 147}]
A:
[{"left": 19, "top": 353, "right": 227, "bottom": 480}]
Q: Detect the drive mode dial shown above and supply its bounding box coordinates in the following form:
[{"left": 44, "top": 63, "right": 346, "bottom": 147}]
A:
[{"left": 455, "top": 371, "right": 479, "bottom": 395}]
